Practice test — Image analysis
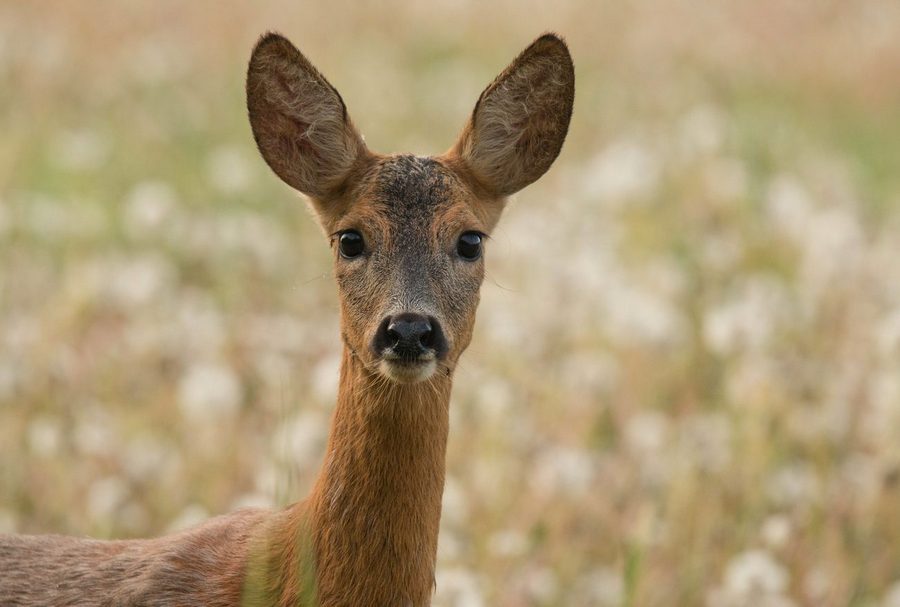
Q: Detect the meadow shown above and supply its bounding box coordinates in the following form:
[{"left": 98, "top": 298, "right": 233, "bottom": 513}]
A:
[{"left": 2, "top": 2, "right": 900, "bottom": 605}]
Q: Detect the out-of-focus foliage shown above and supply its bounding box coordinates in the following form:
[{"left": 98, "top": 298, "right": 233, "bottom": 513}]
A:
[{"left": 2, "top": 2, "right": 900, "bottom": 605}]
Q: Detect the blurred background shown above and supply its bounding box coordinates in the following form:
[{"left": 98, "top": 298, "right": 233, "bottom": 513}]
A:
[{"left": 2, "top": 1, "right": 900, "bottom": 605}]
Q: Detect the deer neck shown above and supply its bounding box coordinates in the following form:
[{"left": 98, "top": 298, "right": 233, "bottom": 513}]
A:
[{"left": 306, "top": 346, "right": 452, "bottom": 606}]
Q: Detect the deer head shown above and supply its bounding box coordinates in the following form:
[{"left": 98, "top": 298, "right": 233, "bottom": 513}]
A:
[{"left": 246, "top": 33, "right": 574, "bottom": 385}]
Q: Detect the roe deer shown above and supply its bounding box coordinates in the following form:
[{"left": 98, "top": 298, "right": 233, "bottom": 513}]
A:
[{"left": 0, "top": 31, "right": 574, "bottom": 606}]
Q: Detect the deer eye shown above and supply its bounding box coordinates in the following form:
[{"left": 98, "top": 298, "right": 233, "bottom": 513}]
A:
[
  {"left": 456, "top": 232, "right": 483, "bottom": 261},
  {"left": 339, "top": 231, "right": 365, "bottom": 259}
]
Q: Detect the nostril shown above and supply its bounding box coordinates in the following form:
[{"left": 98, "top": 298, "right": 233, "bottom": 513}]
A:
[
  {"left": 386, "top": 324, "right": 402, "bottom": 347},
  {"left": 419, "top": 326, "right": 435, "bottom": 348}
]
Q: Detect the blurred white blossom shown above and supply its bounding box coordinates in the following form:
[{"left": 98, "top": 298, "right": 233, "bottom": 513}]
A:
[
  {"left": 177, "top": 361, "right": 243, "bottom": 421},
  {"left": 51, "top": 129, "right": 109, "bottom": 172},
  {"left": 434, "top": 567, "right": 484, "bottom": 607},
  {"left": 884, "top": 580, "right": 900, "bottom": 607},
  {"left": 767, "top": 463, "right": 821, "bottom": 509},
  {"left": 26, "top": 416, "right": 62, "bottom": 457},
  {"left": 274, "top": 409, "right": 329, "bottom": 468},
  {"left": 102, "top": 254, "right": 176, "bottom": 308},
  {"left": 207, "top": 146, "right": 253, "bottom": 194},
  {"left": 678, "top": 105, "right": 726, "bottom": 158},
  {"left": 486, "top": 529, "right": 528, "bottom": 557},
  {"left": 0, "top": 509, "right": 16, "bottom": 534},
  {"left": 582, "top": 138, "right": 661, "bottom": 205},
  {"left": 760, "top": 514, "right": 792, "bottom": 550},
  {"left": 532, "top": 446, "right": 595, "bottom": 495},
  {"left": 310, "top": 354, "right": 342, "bottom": 404},
  {"left": 703, "top": 276, "right": 790, "bottom": 356},
  {"left": 442, "top": 476, "right": 469, "bottom": 526},
  {"left": 709, "top": 549, "right": 793, "bottom": 607},
  {"left": 573, "top": 567, "right": 624, "bottom": 606},
  {"left": 87, "top": 476, "right": 129, "bottom": 521},
  {"left": 123, "top": 180, "right": 178, "bottom": 238},
  {"left": 166, "top": 503, "right": 209, "bottom": 533},
  {"left": 625, "top": 411, "right": 668, "bottom": 455}
]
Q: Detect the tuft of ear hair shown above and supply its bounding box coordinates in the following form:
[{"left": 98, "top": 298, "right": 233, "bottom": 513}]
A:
[
  {"left": 451, "top": 33, "right": 575, "bottom": 197},
  {"left": 246, "top": 33, "right": 368, "bottom": 200}
]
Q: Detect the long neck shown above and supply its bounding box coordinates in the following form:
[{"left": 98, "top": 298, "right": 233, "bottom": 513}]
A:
[{"left": 306, "top": 347, "right": 452, "bottom": 606}]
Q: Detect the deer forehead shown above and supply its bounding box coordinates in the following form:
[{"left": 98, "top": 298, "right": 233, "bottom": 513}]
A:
[{"left": 337, "top": 155, "right": 486, "bottom": 247}]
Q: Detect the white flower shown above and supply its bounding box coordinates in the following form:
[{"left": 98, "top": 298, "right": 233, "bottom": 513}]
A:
[
  {"left": 723, "top": 549, "right": 789, "bottom": 597},
  {"left": 177, "top": 361, "right": 243, "bottom": 421},
  {"left": 486, "top": 529, "right": 528, "bottom": 558},
  {"left": 678, "top": 105, "right": 726, "bottom": 157},
  {"left": 123, "top": 434, "right": 172, "bottom": 482},
  {"left": 243, "top": 314, "right": 309, "bottom": 354},
  {"left": 434, "top": 567, "right": 484, "bottom": 607},
  {"left": 442, "top": 476, "right": 469, "bottom": 526},
  {"left": 875, "top": 308, "right": 900, "bottom": 359},
  {"left": 703, "top": 158, "right": 748, "bottom": 203},
  {"left": 767, "top": 463, "right": 820, "bottom": 509},
  {"left": 602, "top": 280, "right": 687, "bottom": 346},
  {"left": 273, "top": 409, "right": 328, "bottom": 468},
  {"left": 527, "top": 568, "right": 559, "bottom": 602},
  {"left": 207, "top": 145, "right": 253, "bottom": 194},
  {"left": 582, "top": 138, "right": 661, "bottom": 206},
  {"left": 0, "top": 509, "right": 16, "bottom": 534},
  {"left": 129, "top": 38, "right": 187, "bottom": 85},
  {"left": 573, "top": 567, "right": 624, "bottom": 606},
  {"left": 766, "top": 175, "right": 814, "bottom": 238},
  {"left": 678, "top": 413, "right": 732, "bottom": 473},
  {"left": 230, "top": 492, "right": 274, "bottom": 511},
  {"left": 531, "top": 446, "right": 595, "bottom": 495},
  {"left": 0, "top": 196, "right": 10, "bottom": 238},
  {"left": 624, "top": 412, "right": 668, "bottom": 455},
  {"left": 799, "top": 207, "right": 864, "bottom": 294},
  {"left": 0, "top": 359, "right": 15, "bottom": 400},
  {"left": 803, "top": 567, "right": 830, "bottom": 603},
  {"left": 475, "top": 378, "right": 513, "bottom": 421},
  {"left": 27, "top": 416, "right": 62, "bottom": 457},
  {"left": 173, "top": 293, "right": 227, "bottom": 357},
  {"left": 760, "top": 515, "right": 792, "bottom": 550},
  {"left": 883, "top": 580, "right": 900, "bottom": 607},
  {"left": 24, "top": 193, "right": 106, "bottom": 239},
  {"left": 73, "top": 406, "right": 117, "bottom": 457},
  {"left": 103, "top": 253, "right": 175, "bottom": 308},
  {"left": 87, "top": 477, "right": 129, "bottom": 521},
  {"left": 51, "top": 129, "right": 109, "bottom": 172},
  {"left": 166, "top": 503, "right": 209, "bottom": 533},
  {"left": 123, "top": 180, "right": 177, "bottom": 237},
  {"left": 839, "top": 454, "right": 882, "bottom": 508},
  {"left": 702, "top": 276, "right": 790, "bottom": 356},
  {"left": 311, "top": 354, "right": 341, "bottom": 403}
]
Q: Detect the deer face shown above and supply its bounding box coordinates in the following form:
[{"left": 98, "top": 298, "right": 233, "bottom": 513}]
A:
[{"left": 247, "top": 33, "right": 574, "bottom": 384}]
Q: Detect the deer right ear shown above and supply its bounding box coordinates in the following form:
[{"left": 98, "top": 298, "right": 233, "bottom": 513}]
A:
[
  {"left": 451, "top": 33, "right": 575, "bottom": 197},
  {"left": 247, "top": 33, "right": 367, "bottom": 200}
]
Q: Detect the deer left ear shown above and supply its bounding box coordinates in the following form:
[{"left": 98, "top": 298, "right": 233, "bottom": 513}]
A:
[
  {"left": 247, "top": 33, "right": 368, "bottom": 201},
  {"left": 451, "top": 33, "right": 575, "bottom": 197}
]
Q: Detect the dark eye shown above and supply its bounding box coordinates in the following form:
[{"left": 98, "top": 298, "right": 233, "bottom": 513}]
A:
[
  {"left": 339, "top": 231, "right": 365, "bottom": 259},
  {"left": 457, "top": 232, "right": 483, "bottom": 261}
]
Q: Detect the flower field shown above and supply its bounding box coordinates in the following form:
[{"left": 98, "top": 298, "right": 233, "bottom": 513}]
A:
[{"left": 1, "top": 2, "right": 900, "bottom": 605}]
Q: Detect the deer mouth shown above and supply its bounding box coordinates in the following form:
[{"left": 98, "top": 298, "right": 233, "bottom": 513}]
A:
[{"left": 378, "top": 356, "right": 438, "bottom": 384}]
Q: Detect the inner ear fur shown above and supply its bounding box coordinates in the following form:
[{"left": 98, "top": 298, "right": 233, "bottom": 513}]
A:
[
  {"left": 246, "top": 33, "right": 368, "bottom": 200},
  {"left": 451, "top": 33, "right": 575, "bottom": 197}
]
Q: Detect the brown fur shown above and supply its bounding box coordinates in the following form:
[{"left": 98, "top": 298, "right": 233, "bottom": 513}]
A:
[{"left": 0, "top": 32, "right": 574, "bottom": 606}]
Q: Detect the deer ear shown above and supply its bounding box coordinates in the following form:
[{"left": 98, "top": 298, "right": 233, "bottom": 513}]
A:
[
  {"left": 247, "top": 33, "right": 367, "bottom": 200},
  {"left": 452, "top": 33, "right": 574, "bottom": 197}
]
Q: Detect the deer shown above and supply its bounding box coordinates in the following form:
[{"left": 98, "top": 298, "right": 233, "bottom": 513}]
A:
[{"left": 0, "top": 31, "right": 574, "bottom": 606}]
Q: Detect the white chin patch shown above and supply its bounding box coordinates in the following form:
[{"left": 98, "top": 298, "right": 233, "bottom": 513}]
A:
[{"left": 379, "top": 359, "right": 437, "bottom": 384}]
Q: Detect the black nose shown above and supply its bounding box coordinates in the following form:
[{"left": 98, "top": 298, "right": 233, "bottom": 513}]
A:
[{"left": 372, "top": 313, "right": 447, "bottom": 360}]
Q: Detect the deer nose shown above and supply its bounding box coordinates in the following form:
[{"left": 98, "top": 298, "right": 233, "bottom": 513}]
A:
[{"left": 372, "top": 313, "right": 446, "bottom": 360}]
